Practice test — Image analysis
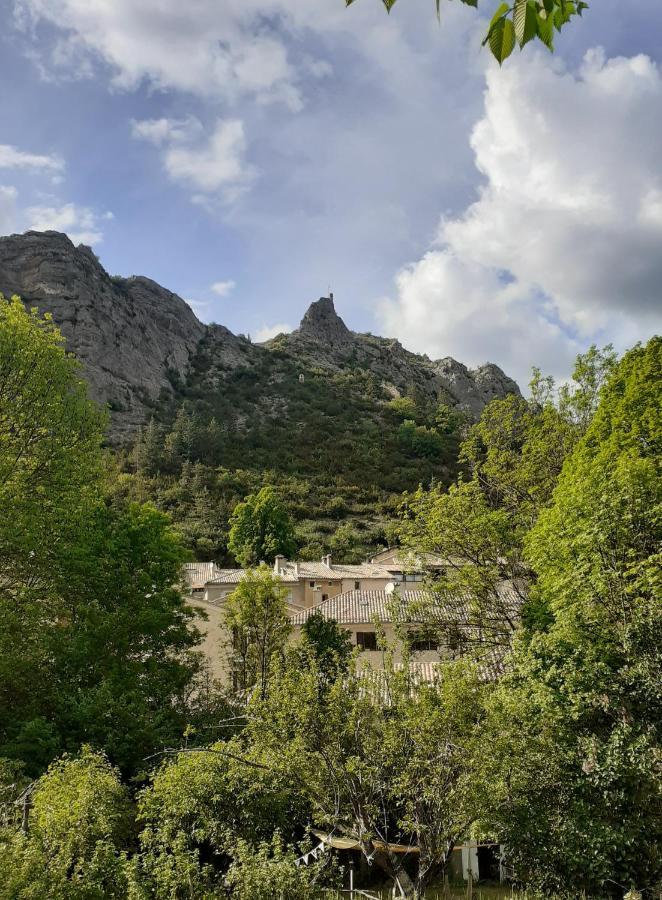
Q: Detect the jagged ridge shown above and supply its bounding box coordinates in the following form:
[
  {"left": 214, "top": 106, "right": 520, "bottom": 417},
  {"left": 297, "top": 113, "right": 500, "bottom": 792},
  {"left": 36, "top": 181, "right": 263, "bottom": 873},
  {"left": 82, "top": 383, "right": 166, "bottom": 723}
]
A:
[{"left": 0, "top": 232, "right": 520, "bottom": 440}]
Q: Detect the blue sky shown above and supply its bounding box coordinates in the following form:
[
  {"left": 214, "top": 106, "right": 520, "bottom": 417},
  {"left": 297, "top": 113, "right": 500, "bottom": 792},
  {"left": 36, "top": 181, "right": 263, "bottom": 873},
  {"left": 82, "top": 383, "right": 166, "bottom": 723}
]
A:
[{"left": 1, "top": 0, "right": 661, "bottom": 386}]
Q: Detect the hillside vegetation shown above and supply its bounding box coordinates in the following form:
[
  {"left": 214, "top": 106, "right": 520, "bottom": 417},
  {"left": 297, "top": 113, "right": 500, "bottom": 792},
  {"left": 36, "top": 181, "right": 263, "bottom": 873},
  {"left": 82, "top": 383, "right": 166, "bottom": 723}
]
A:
[{"left": 115, "top": 340, "right": 465, "bottom": 562}]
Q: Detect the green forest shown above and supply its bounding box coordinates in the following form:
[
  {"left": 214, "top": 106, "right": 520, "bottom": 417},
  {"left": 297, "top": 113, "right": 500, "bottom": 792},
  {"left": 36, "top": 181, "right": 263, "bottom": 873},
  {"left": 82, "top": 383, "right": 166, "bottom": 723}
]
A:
[
  {"left": 0, "top": 293, "right": 660, "bottom": 898},
  {"left": 113, "top": 329, "right": 465, "bottom": 564}
]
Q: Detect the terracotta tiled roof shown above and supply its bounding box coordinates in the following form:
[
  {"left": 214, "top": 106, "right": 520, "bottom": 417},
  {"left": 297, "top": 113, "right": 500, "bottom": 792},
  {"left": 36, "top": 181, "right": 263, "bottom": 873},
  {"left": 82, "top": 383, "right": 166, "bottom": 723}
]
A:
[
  {"left": 207, "top": 568, "right": 299, "bottom": 585},
  {"left": 182, "top": 562, "right": 222, "bottom": 589},
  {"left": 284, "top": 561, "right": 339, "bottom": 580},
  {"left": 291, "top": 590, "right": 427, "bottom": 625},
  {"left": 291, "top": 584, "right": 522, "bottom": 629},
  {"left": 330, "top": 563, "right": 396, "bottom": 578},
  {"left": 207, "top": 568, "right": 249, "bottom": 584},
  {"left": 277, "top": 561, "right": 395, "bottom": 582}
]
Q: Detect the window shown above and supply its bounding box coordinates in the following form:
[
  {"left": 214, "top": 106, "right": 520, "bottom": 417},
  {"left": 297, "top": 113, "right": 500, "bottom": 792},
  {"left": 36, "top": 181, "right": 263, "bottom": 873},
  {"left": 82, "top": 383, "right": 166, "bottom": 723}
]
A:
[
  {"left": 310, "top": 581, "right": 315, "bottom": 587},
  {"left": 191, "top": 587, "right": 204, "bottom": 595},
  {"left": 322, "top": 594, "right": 328, "bottom": 602},
  {"left": 410, "top": 638, "right": 438, "bottom": 652},
  {"left": 356, "top": 631, "right": 378, "bottom": 651},
  {"left": 354, "top": 580, "right": 360, "bottom": 591}
]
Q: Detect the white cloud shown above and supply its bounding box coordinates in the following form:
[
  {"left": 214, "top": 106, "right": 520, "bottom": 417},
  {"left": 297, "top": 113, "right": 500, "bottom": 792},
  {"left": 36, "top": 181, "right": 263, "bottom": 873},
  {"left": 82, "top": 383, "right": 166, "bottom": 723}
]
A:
[
  {"left": 211, "top": 279, "right": 236, "bottom": 297},
  {"left": 255, "top": 322, "right": 293, "bottom": 342},
  {"left": 0, "top": 186, "right": 18, "bottom": 235},
  {"left": 25, "top": 202, "right": 110, "bottom": 245},
  {"left": 14, "top": 0, "right": 306, "bottom": 110},
  {"left": 132, "top": 116, "right": 252, "bottom": 197},
  {"left": 0, "top": 144, "right": 63, "bottom": 172},
  {"left": 130, "top": 117, "right": 200, "bottom": 146},
  {"left": 380, "top": 49, "right": 662, "bottom": 386}
]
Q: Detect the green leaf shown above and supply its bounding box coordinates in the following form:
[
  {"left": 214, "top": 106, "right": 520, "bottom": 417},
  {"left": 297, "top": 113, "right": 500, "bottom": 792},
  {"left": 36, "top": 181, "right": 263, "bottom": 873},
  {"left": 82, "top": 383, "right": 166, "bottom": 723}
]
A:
[
  {"left": 489, "top": 1, "right": 511, "bottom": 30},
  {"left": 514, "top": 0, "right": 538, "bottom": 46},
  {"left": 536, "top": 9, "right": 555, "bottom": 49},
  {"left": 382, "top": 0, "right": 398, "bottom": 10},
  {"left": 489, "top": 17, "right": 516, "bottom": 64}
]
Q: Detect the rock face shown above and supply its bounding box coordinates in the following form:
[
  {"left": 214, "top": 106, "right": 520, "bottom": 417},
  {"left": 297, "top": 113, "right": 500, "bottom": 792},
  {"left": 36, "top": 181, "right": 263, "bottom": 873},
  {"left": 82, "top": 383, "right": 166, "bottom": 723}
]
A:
[
  {"left": 0, "top": 234, "right": 520, "bottom": 441},
  {"left": 0, "top": 231, "right": 205, "bottom": 438},
  {"left": 279, "top": 296, "right": 521, "bottom": 417},
  {"left": 434, "top": 358, "right": 521, "bottom": 419},
  {"left": 296, "top": 295, "right": 352, "bottom": 346}
]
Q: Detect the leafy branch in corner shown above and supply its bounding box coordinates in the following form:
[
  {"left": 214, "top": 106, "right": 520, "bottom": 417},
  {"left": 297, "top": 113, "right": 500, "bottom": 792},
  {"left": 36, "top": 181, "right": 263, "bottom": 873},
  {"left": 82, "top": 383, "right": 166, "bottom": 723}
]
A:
[{"left": 344, "top": 0, "right": 589, "bottom": 64}]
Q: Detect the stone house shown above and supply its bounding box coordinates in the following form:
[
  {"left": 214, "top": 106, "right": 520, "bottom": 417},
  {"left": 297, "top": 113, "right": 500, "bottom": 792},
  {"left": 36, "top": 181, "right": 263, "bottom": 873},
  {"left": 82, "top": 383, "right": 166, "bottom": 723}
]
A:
[
  {"left": 181, "top": 555, "right": 405, "bottom": 682},
  {"left": 290, "top": 588, "right": 443, "bottom": 668},
  {"left": 182, "top": 555, "right": 518, "bottom": 684}
]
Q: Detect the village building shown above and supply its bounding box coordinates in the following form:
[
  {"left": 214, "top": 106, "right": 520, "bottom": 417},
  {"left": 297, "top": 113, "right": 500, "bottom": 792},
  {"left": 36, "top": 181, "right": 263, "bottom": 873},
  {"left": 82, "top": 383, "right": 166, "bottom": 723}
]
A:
[
  {"left": 182, "top": 554, "right": 518, "bottom": 685},
  {"left": 182, "top": 554, "right": 414, "bottom": 682},
  {"left": 290, "top": 588, "right": 443, "bottom": 667}
]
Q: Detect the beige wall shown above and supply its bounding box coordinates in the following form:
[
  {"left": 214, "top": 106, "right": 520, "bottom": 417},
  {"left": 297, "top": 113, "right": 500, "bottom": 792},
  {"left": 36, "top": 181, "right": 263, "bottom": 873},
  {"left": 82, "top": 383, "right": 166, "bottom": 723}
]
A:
[
  {"left": 190, "top": 598, "right": 443, "bottom": 688},
  {"left": 291, "top": 621, "right": 442, "bottom": 669},
  {"left": 340, "top": 577, "right": 392, "bottom": 594},
  {"left": 190, "top": 597, "right": 232, "bottom": 684}
]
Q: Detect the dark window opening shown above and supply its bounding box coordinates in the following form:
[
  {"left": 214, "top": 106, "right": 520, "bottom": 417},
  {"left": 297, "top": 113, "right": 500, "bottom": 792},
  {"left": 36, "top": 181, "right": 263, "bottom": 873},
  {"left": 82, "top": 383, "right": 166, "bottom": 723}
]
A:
[
  {"left": 410, "top": 638, "right": 438, "bottom": 652},
  {"left": 356, "top": 631, "right": 378, "bottom": 651},
  {"left": 354, "top": 580, "right": 360, "bottom": 590}
]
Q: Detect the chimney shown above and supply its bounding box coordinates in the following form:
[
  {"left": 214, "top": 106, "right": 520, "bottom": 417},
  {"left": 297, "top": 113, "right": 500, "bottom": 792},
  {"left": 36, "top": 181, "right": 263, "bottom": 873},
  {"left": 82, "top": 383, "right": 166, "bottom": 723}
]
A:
[
  {"left": 323, "top": 554, "right": 332, "bottom": 568},
  {"left": 274, "top": 554, "right": 285, "bottom": 574}
]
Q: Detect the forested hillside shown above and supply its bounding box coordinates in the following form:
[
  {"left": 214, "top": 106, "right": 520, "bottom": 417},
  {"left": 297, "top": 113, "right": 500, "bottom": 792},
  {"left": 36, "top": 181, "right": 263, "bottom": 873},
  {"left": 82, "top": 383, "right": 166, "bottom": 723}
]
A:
[{"left": 0, "top": 232, "right": 520, "bottom": 562}]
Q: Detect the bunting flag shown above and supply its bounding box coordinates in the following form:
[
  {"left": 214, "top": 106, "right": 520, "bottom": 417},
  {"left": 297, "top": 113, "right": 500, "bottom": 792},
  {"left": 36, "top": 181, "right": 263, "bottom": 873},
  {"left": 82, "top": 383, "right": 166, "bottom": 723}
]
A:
[{"left": 294, "top": 839, "right": 327, "bottom": 867}]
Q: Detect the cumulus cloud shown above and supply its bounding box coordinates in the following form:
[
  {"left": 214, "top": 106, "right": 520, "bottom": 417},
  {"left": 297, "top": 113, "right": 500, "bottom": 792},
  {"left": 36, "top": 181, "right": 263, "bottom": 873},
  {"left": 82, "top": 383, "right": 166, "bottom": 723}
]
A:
[
  {"left": 254, "top": 322, "right": 293, "bottom": 342},
  {"left": 0, "top": 144, "right": 63, "bottom": 172},
  {"left": 129, "top": 117, "right": 199, "bottom": 146},
  {"left": 14, "top": 0, "right": 313, "bottom": 110},
  {"left": 25, "top": 202, "right": 111, "bottom": 245},
  {"left": 380, "top": 49, "right": 662, "bottom": 386},
  {"left": 211, "top": 279, "right": 236, "bottom": 297},
  {"left": 132, "top": 116, "right": 252, "bottom": 198},
  {"left": 0, "top": 186, "right": 18, "bottom": 235}
]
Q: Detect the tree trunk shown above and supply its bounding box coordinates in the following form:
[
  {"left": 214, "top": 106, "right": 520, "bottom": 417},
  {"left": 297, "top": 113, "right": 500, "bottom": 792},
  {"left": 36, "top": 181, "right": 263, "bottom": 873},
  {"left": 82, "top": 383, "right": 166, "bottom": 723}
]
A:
[{"left": 373, "top": 850, "right": 417, "bottom": 899}]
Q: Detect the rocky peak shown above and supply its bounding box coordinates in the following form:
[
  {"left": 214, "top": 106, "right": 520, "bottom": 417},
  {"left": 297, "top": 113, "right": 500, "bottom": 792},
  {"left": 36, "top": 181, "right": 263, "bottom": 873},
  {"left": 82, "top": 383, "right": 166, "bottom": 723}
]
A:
[
  {"left": 433, "top": 357, "right": 521, "bottom": 419},
  {"left": 297, "top": 295, "right": 352, "bottom": 345},
  {"left": 0, "top": 230, "right": 205, "bottom": 440}
]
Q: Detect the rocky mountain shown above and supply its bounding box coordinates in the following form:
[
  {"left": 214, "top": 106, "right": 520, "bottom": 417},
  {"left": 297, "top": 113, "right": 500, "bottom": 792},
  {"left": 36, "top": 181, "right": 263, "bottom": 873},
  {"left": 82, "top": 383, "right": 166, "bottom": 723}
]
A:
[
  {"left": 275, "top": 296, "right": 519, "bottom": 419},
  {"left": 0, "top": 231, "right": 204, "bottom": 438},
  {"left": 0, "top": 231, "right": 520, "bottom": 441}
]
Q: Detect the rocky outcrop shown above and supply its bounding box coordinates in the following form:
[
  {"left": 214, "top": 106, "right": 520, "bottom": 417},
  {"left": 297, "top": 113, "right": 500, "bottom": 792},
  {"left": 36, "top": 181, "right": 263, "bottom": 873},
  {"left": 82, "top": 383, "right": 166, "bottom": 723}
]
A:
[
  {"left": 433, "top": 358, "right": 520, "bottom": 419},
  {"left": 0, "top": 231, "right": 205, "bottom": 438},
  {"left": 296, "top": 294, "right": 352, "bottom": 346},
  {"left": 0, "top": 234, "right": 520, "bottom": 440},
  {"left": 278, "top": 295, "right": 521, "bottom": 417}
]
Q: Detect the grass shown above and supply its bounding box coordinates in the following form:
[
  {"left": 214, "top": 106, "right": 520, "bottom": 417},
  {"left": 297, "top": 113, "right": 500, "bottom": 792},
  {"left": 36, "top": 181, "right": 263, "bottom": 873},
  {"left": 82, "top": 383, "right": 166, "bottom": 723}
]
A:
[{"left": 321, "top": 886, "right": 532, "bottom": 899}]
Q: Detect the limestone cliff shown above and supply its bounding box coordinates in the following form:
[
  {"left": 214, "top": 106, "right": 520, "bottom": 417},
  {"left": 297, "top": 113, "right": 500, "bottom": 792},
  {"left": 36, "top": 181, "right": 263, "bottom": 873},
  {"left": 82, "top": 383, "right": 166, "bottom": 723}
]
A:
[
  {"left": 0, "top": 231, "right": 205, "bottom": 438},
  {"left": 0, "top": 234, "right": 520, "bottom": 442},
  {"left": 277, "top": 295, "right": 520, "bottom": 418}
]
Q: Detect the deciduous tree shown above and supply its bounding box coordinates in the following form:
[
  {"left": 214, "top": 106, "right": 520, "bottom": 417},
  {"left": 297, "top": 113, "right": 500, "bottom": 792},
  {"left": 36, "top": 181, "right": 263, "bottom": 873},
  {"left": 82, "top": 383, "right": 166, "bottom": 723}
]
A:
[
  {"left": 224, "top": 567, "right": 292, "bottom": 701},
  {"left": 480, "top": 337, "right": 662, "bottom": 895},
  {"left": 228, "top": 486, "right": 296, "bottom": 567}
]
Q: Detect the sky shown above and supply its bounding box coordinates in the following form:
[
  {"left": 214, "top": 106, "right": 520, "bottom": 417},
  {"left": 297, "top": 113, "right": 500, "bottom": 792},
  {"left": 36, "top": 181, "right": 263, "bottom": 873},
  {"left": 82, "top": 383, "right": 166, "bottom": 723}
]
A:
[{"left": 1, "top": 0, "right": 661, "bottom": 388}]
